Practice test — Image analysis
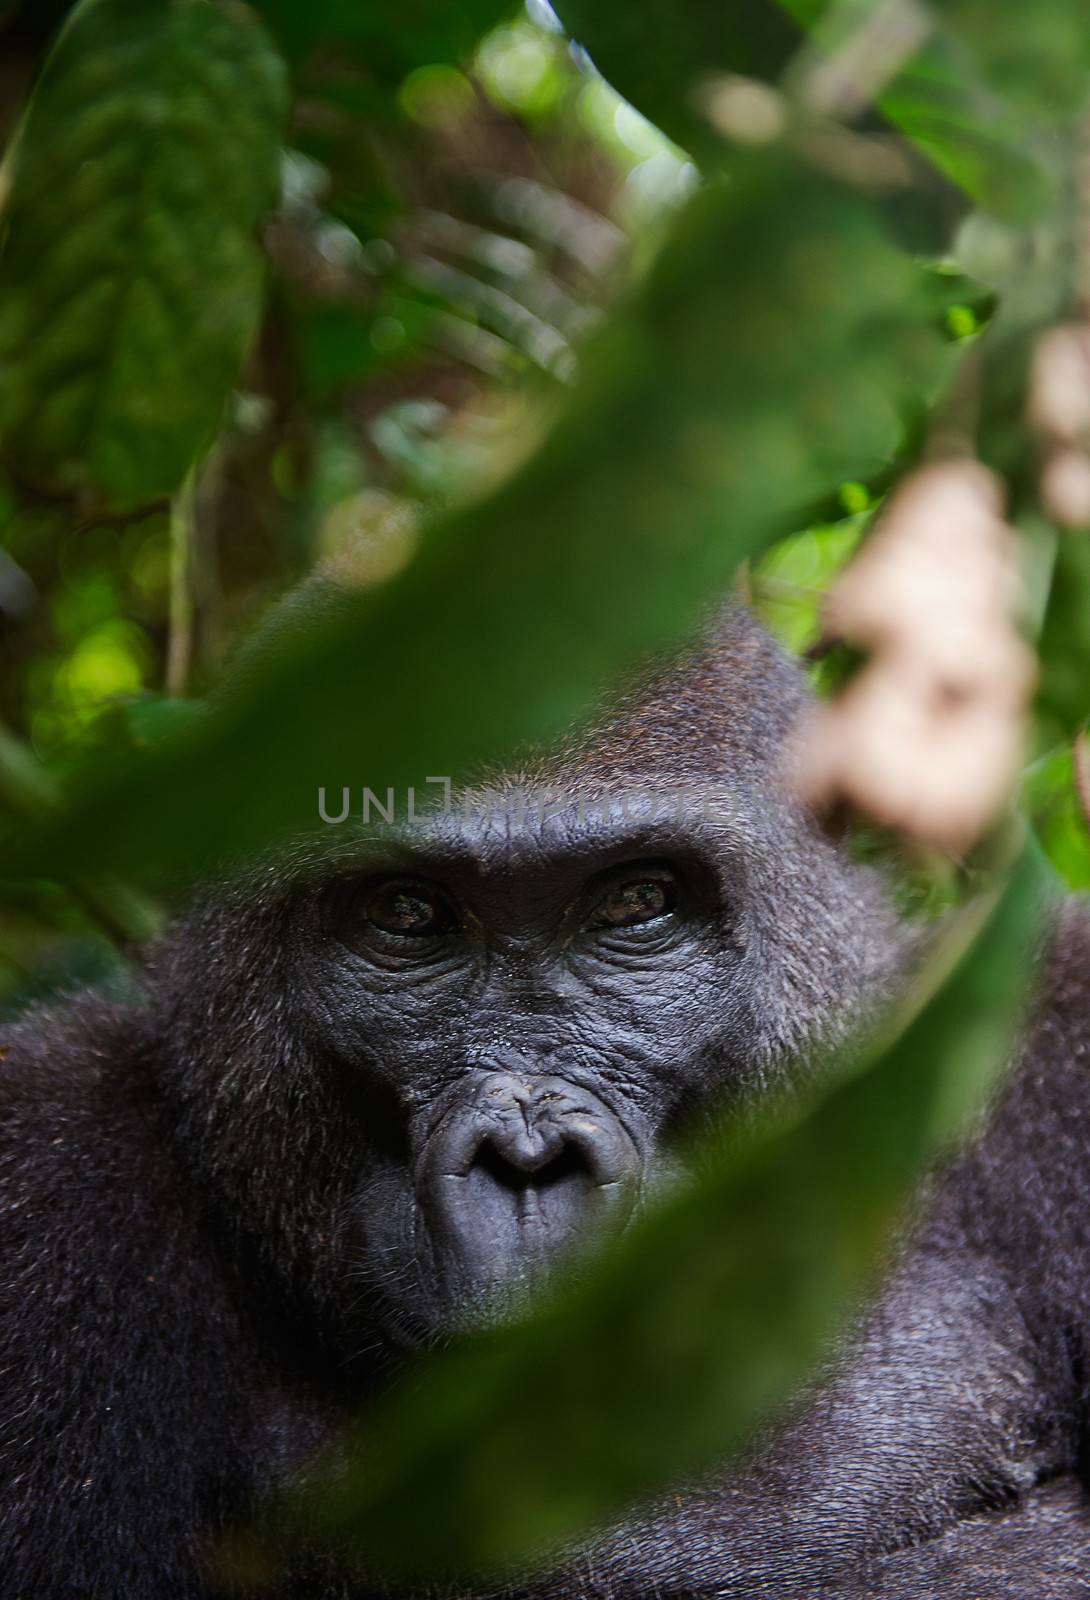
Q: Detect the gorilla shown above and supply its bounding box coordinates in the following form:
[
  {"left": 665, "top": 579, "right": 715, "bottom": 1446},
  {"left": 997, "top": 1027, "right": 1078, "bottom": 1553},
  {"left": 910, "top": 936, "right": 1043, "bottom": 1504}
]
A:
[{"left": 3, "top": 603, "right": 1090, "bottom": 1599}]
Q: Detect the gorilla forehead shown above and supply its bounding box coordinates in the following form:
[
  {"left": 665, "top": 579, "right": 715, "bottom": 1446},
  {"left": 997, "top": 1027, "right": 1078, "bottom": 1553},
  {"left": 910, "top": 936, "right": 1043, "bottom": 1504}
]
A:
[{"left": 347, "top": 797, "right": 750, "bottom": 905}]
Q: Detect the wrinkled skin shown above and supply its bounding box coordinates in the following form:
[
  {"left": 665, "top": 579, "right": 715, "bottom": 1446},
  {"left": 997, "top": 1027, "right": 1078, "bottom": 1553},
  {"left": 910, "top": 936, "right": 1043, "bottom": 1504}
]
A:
[{"left": 2, "top": 606, "right": 1090, "bottom": 1599}]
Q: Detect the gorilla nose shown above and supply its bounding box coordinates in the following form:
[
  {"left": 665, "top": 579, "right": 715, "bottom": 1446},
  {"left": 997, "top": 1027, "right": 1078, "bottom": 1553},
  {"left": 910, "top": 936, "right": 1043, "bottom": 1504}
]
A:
[{"left": 422, "top": 1072, "right": 642, "bottom": 1298}]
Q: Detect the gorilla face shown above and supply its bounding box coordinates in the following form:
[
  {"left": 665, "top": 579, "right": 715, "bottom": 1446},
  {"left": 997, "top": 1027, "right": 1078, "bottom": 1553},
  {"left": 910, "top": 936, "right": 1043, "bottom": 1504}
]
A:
[
  {"left": 287, "top": 795, "right": 753, "bottom": 1340},
  {"left": 157, "top": 612, "right": 899, "bottom": 1370}
]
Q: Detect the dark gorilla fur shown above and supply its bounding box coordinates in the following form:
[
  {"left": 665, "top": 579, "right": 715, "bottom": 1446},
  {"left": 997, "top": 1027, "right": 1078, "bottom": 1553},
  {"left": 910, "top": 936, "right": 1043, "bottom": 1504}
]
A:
[{"left": 3, "top": 604, "right": 1090, "bottom": 1598}]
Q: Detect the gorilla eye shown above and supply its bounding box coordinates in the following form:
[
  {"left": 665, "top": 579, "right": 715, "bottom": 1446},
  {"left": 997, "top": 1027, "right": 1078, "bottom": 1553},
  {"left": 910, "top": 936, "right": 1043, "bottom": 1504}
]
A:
[
  {"left": 366, "top": 882, "right": 452, "bottom": 938},
  {"left": 589, "top": 873, "right": 677, "bottom": 931}
]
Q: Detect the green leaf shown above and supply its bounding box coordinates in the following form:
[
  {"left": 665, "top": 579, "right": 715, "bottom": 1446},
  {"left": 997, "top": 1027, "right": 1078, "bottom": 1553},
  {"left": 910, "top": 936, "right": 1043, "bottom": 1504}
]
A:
[
  {"left": 777, "top": 0, "right": 1077, "bottom": 221},
  {"left": 554, "top": 0, "right": 1067, "bottom": 222},
  {"left": 551, "top": 0, "right": 802, "bottom": 159},
  {"left": 267, "top": 847, "right": 1041, "bottom": 1577},
  {"left": 877, "top": 46, "right": 1059, "bottom": 222},
  {"left": 0, "top": 0, "right": 288, "bottom": 511},
  {"left": 252, "top": 0, "right": 517, "bottom": 77},
  {"left": 1, "top": 147, "right": 952, "bottom": 886},
  {"left": 935, "top": 0, "right": 1090, "bottom": 118},
  {"left": 1036, "top": 533, "right": 1090, "bottom": 740},
  {"left": 1024, "top": 744, "right": 1090, "bottom": 891}
]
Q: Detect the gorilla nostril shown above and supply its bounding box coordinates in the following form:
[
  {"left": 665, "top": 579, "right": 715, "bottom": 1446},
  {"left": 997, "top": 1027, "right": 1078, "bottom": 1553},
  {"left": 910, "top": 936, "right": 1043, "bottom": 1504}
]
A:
[{"left": 474, "top": 1135, "right": 589, "bottom": 1194}]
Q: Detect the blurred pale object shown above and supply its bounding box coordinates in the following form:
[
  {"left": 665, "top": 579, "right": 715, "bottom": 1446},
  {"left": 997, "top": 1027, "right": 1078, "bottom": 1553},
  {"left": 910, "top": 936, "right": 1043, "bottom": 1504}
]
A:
[
  {"left": 797, "top": 460, "right": 1034, "bottom": 855},
  {"left": 1041, "top": 447, "right": 1090, "bottom": 530},
  {"left": 1075, "top": 730, "right": 1090, "bottom": 830},
  {"left": 1028, "top": 324, "right": 1090, "bottom": 446},
  {"left": 699, "top": 75, "right": 787, "bottom": 145},
  {"left": 1029, "top": 323, "right": 1090, "bottom": 528},
  {"left": 320, "top": 491, "right": 419, "bottom": 589}
]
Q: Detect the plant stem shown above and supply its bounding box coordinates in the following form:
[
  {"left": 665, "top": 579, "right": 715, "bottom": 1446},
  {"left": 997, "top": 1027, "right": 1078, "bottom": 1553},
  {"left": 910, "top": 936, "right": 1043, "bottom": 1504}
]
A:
[{"left": 167, "top": 468, "right": 198, "bottom": 697}]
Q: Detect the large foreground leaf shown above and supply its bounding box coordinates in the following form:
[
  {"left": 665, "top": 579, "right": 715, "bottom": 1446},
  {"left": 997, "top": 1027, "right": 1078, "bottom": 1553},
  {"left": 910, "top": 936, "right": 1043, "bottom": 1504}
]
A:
[
  {"left": 2, "top": 146, "right": 952, "bottom": 886},
  {"left": 0, "top": 0, "right": 288, "bottom": 510},
  {"left": 267, "top": 847, "right": 1040, "bottom": 1578}
]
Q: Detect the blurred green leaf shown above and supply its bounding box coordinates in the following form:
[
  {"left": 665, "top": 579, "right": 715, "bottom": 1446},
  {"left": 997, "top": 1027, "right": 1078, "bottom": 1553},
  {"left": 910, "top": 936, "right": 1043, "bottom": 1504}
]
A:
[
  {"left": 1024, "top": 743, "right": 1090, "bottom": 891},
  {"left": 877, "top": 47, "right": 1059, "bottom": 222},
  {"left": 556, "top": 0, "right": 1070, "bottom": 223},
  {"left": 753, "top": 514, "right": 867, "bottom": 653},
  {"left": 0, "top": 0, "right": 288, "bottom": 511},
  {"left": 116, "top": 693, "right": 208, "bottom": 749},
  {"left": 936, "top": 0, "right": 1090, "bottom": 117},
  {"left": 1, "top": 147, "right": 953, "bottom": 886},
  {"left": 0, "top": 0, "right": 73, "bottom": 39},
  {"left": 1036, "top": 532, "right": 1090, "bottom": 740},
  {"left": 781, "top": 0, "right": 1075, "bottom": 220},
  {"left": 252, "top": 0, "right": 516, "bottom": 76},
  {"left": 0, "top": 718, "right": 161, "bottom": 944},
  {"left": 552, "top": 0, "right": 802, "bottom": 158},
  {"left": 268, "top": 846, "right": 1040, "bottom": 1578}
]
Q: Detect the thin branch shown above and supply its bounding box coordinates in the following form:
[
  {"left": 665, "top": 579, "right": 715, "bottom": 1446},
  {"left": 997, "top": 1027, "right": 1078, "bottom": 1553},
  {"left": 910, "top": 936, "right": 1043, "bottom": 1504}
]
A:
[
  {"left": 167, "top": 468, "right": 198, "bottom": 698},
  {"left": 1074, "top": 730, "right": 1090, "bottom": 831},
  {"left": 795, "top": 0, "right": 932, "bottom": 122},
  {"left": 1077, "top": 106, "right": 1090, "bottom": 320}
]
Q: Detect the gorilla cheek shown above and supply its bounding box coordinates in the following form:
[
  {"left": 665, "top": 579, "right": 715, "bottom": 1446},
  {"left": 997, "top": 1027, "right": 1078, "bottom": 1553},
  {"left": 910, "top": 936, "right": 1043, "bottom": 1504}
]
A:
[{"left": 418, "top": 1071, "right": 643, "bottom": 1303}]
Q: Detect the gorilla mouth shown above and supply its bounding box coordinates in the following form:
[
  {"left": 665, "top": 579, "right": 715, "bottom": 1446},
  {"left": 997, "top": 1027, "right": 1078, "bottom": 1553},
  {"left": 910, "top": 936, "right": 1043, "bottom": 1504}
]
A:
[
  {"left": 419, "top": 1071, "right": 642, "bottom": 1302},
  {"left": 474, "top": 1134, "right": 592, "bottom": 1209}
]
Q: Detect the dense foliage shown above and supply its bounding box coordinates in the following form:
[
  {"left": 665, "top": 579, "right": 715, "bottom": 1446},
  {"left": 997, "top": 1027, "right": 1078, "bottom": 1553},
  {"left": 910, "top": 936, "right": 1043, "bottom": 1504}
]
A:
[{"left": 2, "top": 0, "right": 1090, "bottom": 1578}]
